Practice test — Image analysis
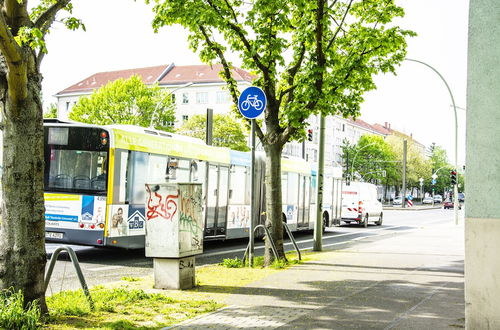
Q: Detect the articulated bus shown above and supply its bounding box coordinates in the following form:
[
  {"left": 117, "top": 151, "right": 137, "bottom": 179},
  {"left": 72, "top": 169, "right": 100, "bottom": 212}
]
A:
[{"left": 43, "top": 120, "right": 342, "bottom": 248}]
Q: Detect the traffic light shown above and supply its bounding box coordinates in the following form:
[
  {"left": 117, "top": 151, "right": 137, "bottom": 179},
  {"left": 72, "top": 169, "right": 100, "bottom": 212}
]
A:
[
  {"left": 450, "top": 170, "right": 457, "bottom": 185},
  {"left": 307, "top": 129, "right": 313, "bottom": 141}
]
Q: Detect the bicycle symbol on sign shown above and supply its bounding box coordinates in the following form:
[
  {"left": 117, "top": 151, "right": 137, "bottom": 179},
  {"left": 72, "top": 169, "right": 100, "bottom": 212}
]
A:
[{"left": 240, "top": 94, "right": 264, "bottom": 112}]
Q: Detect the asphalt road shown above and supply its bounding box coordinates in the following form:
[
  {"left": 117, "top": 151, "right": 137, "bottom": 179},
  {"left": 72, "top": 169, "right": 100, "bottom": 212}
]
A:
[{"left": 44, "top": 208, "right": 462, "bottom": 295}]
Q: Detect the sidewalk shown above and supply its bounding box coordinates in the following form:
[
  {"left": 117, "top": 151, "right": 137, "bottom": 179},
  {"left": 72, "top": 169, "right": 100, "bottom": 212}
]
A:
[{"left": 168, "top": 220, "right": 465, "bottom": 329}]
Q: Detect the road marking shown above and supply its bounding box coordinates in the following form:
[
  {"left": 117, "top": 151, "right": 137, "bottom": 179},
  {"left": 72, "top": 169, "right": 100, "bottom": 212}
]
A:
[
  {"left": 203, "top": 225, "right": 405, "bottom": 257},
  {"left": 87, "top": 265, "right": 123, "bottom": 272}
]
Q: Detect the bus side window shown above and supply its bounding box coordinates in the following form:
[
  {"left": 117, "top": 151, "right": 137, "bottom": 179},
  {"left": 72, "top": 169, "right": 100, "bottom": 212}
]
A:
[
  {"left": 113, "top": 149, "right": 129, "bottom": 203},
  {"left": 229, "top": 165, "right": 246, "bottom": 204},
  {"left": 148, "top": 154, "right": 168, "bottom": 183},
  {"left": 281, "top": 173, "right": 288, "bottom": 204},
  {"left": 126, "top": 151, "right": 149, "bottom": 205},
  {"left": 165, "top": 157, "right": 177, "bottom": 181},
  {"left": 165, "top": 158, "right": 190, "bottom": 183},
  {"left": 287, "top": 172, "right": 299, "bottom": 206}
]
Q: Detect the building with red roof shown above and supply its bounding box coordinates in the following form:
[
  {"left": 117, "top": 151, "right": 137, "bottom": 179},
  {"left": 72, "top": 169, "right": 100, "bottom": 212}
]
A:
[{"left": 55, "top": 63, "right": 254, "bottom": 124}]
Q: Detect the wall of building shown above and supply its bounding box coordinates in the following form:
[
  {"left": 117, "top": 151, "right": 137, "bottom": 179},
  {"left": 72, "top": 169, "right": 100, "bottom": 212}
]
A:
[{"left": 465, "top": 1, "right": 500, "bottom": 328}]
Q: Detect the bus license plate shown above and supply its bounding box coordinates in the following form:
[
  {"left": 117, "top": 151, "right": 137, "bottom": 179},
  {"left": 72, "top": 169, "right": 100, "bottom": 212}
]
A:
[{"left": 45, "top": 232, "right": 63, "bottom": 239}]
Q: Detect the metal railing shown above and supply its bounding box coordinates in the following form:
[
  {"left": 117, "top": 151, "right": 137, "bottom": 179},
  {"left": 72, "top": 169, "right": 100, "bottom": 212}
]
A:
[
  {"left": 243, "top": 224, "right": 278, "bottom": 264},
  {"left": 282, "top": 221, "right": 301, "bottom": 261},
  {"left": 44, "top": 246, "right": 94, "bottom": 310},
  {"left": 243, "top": 222, "right": 302, "bottom": 263}
]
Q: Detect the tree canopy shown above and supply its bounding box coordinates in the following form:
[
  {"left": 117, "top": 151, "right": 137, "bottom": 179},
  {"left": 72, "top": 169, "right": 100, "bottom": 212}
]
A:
[
  {"left": 177, "top": 114, "right": 250, "bottom": 151},
  {"left": 69, "top": 75, "right": 176, "bottom": 131},
  {"left": 149, "top": 0, "right": 414, "bottom": 264},
  {"left": 342, "top": 134, "right": 397, "bottom": 184}
]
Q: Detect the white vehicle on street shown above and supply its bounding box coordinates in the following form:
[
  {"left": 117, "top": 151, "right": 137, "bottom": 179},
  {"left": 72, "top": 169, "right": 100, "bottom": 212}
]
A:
[
  {"left": 341, "top": 182, "right": 383, "bottom": 227},
  {"left": 422, "top": 196, "right": 434, "bottom": 204}
]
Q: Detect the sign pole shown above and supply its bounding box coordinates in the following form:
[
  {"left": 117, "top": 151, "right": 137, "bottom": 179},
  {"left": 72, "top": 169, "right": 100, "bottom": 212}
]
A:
[
  {"left": 249, "top": 119, "right": 256, "bottom": 267},
  {"left": 237, "top": 86, "right": 266, "bottom": 268}
]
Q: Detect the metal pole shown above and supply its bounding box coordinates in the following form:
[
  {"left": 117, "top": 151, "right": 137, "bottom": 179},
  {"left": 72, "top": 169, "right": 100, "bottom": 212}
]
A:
[
  {"left": 149, "top": 82, "right": 193, "bottom": 128},
  {"left": 351, "top": 142, "right": 376, "bottom": 180},
  {"left": 405, "top": 58, "right": 459, "bottom": 225},
  {"left": 249, "top": 119, "right": 256, "bottom": 266},
  {"left": 206, "top": 108, "right": 213, "bottom": 146},
  {"left": 402, "top": 139, "right": 407, "bottom": 208},
  {"left": 314, "top": 115, "right": 325, "bottom": 251}
]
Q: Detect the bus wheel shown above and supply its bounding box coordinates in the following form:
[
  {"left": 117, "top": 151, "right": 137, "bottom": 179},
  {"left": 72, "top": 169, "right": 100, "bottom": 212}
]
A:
[
  {"left": 363, "top": 214, "right": 368, "bottom": 228},
  {"left": 375, "top": 212, "right": 383, "bottom": 226}
]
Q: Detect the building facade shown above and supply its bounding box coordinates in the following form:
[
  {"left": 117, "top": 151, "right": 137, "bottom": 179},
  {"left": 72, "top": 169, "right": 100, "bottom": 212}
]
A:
[
  {"left": 54, "top": 63, "right": 425, "bottom": 186},
  {"left": 55, "top": 63, "right": 253, "bottom": 125}
]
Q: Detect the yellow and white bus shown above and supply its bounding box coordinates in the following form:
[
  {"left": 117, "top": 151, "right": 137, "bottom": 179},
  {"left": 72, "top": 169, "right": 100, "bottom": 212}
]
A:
[{"left": 43, "top": 120, "right": 335, "bottom": 249}]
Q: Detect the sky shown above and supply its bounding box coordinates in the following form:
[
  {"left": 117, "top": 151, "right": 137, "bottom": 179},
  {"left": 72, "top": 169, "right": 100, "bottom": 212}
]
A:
[{"left": 41, "top": 0, "right": 470, "bottom": 166}]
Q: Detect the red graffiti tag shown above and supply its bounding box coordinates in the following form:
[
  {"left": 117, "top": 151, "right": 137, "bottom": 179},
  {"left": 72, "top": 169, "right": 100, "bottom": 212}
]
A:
[{"left": 146, "top": 185, "right": 178, "bottom": 221}]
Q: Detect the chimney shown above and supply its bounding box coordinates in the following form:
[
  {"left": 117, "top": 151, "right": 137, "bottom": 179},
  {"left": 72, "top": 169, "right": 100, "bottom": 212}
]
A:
[{"left": 384, "top": 122, "right": 388, "bottom": 129}]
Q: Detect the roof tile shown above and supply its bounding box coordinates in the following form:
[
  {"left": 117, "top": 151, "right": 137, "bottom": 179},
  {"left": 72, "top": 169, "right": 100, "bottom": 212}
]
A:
[{"left": 56, "top": 64, "right": 254, "bottom": 95}]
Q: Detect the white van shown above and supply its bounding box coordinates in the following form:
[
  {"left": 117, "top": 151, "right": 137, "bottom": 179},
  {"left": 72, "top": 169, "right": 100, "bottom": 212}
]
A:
[{"left": 341, "top": 182, "right": 383, "bottom": 227}]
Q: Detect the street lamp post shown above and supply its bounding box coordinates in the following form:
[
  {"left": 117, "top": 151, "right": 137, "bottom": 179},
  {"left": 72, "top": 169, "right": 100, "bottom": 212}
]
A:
[
  {"left": 149, "top": 82, "right": 194, "bottom": 129},
  {"left": 350, "top": 142, "right": 376, "bottom": 181},
  {"left": 406, "top": 58, "right": 459, "bottom": 225}
]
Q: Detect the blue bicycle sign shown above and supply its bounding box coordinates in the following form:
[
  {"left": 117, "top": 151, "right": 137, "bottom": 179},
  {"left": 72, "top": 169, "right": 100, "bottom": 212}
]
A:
[{"left": 238, "top": 86, "right": 266, "bottom": 119}]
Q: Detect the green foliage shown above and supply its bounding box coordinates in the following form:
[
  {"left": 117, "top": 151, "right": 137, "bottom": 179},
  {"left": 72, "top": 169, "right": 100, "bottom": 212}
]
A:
[
  {"left": 342, "top": 135, "right": 398, "bottom": 184},
  {"left": 120, "top": 276, "right": 141, "bottom": 282},
  {"left": 385, "top": 135, "right": 432, "bottom": 191},
  {"left": 14, "top": 27, "right": 47, "bottom": 53},
  {"left": 270, "top": 258, "right": 288, "bottom": 269},
  {"left": 46, "top": 286, "right": 221, "bottom": 328},
  {"left": 177, "top": 114, "right": 250, "bottom": 151},
  {"left": 69, "top": 75, "right": 176, "bottom": 131},
  {"left": 43, "top": 103, "right": 58, "bottom": 119},
  {"left": 149, "top": 0, "right": 414, "bottom": 138},
  {"left": 0, "top": 289, "right": 41, "bottom": 330},
  {"left": 426, "top": 143, "right": 455, "bottom": 194},
  {"left": 221, "top": 257, "right": 244, "bottom": 268}
]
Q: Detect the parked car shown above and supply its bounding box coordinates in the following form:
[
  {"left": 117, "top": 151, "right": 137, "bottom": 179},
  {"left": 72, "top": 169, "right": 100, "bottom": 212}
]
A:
[
  {"left": 433, "top": 195, "right": 443, "bottom": 203},
  {"left": 444, "top": 199, "right": 462, "bottom": 209},
  {"left": 458, "top": 193, "right": 465, "bottom": 202},
  {"left": 393, "top": 196, "right": 403, "bottom": 206},
  {"left": 422, "top": 196, "right": 433, "bottom": 204}
]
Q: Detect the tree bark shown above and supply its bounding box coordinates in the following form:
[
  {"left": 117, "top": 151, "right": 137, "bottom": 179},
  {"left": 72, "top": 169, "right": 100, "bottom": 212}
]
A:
[
  {"left": 263, "top": 142, "right": 286, "bottom": 265},
  {"left": 0, "top": 55, "right": 47, "bottom": 313}
]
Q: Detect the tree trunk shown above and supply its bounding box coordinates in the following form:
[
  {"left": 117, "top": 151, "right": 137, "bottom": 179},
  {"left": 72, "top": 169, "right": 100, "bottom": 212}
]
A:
[
  {"left": 263, "top": 143, "right": 286, "bottom": 266},
  {"left": 0, "top": 57, "right": 47, "bottom": 313}
]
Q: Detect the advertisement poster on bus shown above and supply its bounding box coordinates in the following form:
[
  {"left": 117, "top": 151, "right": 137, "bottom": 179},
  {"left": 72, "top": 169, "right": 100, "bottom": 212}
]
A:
[
  {"left": 108, "top": 205, "right": 146, "bottom": 237},
  {"left": 227, "top": 205, "right": 250, "bottom": 229},
  {"left": 44, "top": 193, "right": 106, "bottom": 229}
]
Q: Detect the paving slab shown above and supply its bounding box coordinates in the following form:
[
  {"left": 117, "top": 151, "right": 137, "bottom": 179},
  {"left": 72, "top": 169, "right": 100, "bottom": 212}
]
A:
[{"left": 168, "top": 220, "right": 464, "bottom": 329}]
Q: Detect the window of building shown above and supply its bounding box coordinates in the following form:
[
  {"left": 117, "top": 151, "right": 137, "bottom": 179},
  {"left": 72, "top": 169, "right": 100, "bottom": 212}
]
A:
[
  {"left": 171, "top": 93, "right": 176, "bottom": 103},
  {"left": 196, "top": 92, "right": 208, "bottom": 104},
  {"left": 66, "top": 102, "right": 70, "bottom": 112},
  {"left": 182, "top": 93, "right": 189, "bottom": 104},
  {"left": 216, "top": 91, "right": 230, "bottom": 103},
  {"left": 182, "top": 115, "right": 189, "bottom": 122}
]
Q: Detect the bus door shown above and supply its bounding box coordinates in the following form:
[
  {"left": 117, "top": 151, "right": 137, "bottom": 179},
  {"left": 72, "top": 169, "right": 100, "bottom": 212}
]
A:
[
  {"left": 205, "top": 164, "right": 229, "bottom": 238},
  {"left": 297, "top": 175, "right": 310, "bottom": 228}
]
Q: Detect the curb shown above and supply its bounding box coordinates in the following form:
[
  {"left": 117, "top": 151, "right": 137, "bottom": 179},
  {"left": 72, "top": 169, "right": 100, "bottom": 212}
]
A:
[{"left": 383, "top": 206, "right": 442, "bottom": 211}]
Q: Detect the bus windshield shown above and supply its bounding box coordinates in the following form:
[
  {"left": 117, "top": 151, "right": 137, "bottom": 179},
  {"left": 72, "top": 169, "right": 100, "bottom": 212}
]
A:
[{"left": 44, "top": 126, "right": 109, "bottom": 195}]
